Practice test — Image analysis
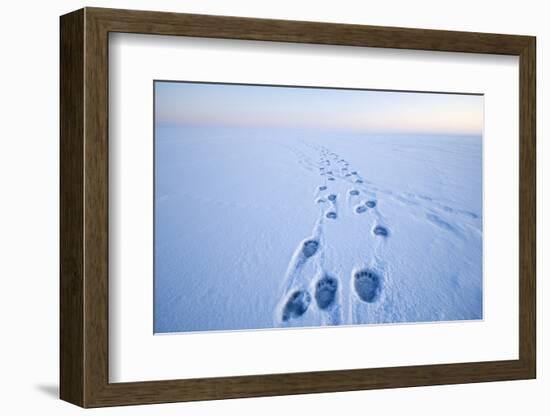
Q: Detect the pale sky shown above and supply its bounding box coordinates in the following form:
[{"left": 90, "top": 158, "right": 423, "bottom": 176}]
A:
[{"left": 155, "top": 81, "right": 483, "bottom": 136}]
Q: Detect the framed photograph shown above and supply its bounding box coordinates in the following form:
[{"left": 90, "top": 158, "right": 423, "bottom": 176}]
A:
[{"left": 60, "top": 7, "right": 536, "bottom": 407}]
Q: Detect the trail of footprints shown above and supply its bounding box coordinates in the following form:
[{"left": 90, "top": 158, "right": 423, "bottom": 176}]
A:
[
  {"left": 279, "top": 143, "right": 479, "bottom": 325},
  {"left": 279, "top": 146, "right": 388, "bottom": 324},
  {"left": 280, "top": 238, "right": 344, "bottom": 322}
]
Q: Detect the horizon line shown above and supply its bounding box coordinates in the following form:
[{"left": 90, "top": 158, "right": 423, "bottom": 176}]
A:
[{"left": 155, "top": 121, "right": 483, "bottom": 137}]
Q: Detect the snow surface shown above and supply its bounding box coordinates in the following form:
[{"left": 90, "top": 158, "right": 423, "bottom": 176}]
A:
[{"left": 154, "top": 126, "right": 482, "bottom": 333}]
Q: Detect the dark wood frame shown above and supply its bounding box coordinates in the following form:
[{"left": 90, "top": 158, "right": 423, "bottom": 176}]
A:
[{"left": 60, "top": 7, "right": 536, "bottom": 408}]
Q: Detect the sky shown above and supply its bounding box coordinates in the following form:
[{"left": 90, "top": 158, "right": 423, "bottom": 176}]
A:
[{"left": 155, "top": 81, "right": 483, "bottom": 136}]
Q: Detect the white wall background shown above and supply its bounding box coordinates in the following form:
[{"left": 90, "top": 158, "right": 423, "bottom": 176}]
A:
[{"left": 0, "top": 0, "right": 545, "bottom": 414}]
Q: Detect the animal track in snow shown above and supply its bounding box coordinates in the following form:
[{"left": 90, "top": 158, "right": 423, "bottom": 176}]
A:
[
  {"left": 373, "top": 226, "right": 389, "bottom": 236},
  {"left": 457, "top": 209, "right": 478, "bottom": 219},
  {"left": 315, "top": 275, "right": 338, "bottom": 309},
  {"left": 426, "top": 213, "right": 454, "bottom": 232},
  {"left": 353, "top": 269, "right": 382, "bottom": 303},
  {"left": 301, "top": 239, "right": 320, "bottom": 258},
  {"left": 396, "top": 195, "right": 418, "bottom": 206},
  {"left": 441, "top": 205, "right": 477, "bottom": 219},
  {"left": 282, "top": 290, "right": 311, "bottom": 321},
  {"left": 280, "top": 145, "right": 399, "bottom": 326}
]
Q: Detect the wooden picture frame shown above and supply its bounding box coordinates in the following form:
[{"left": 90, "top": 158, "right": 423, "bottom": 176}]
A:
[{"left": 60, "top": 7, "right": 536, "bottom": 408}]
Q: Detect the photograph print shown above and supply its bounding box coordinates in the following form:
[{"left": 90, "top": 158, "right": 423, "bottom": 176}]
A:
[{"left": 154, "top": 81, "right": 483, "bottom": 334}]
